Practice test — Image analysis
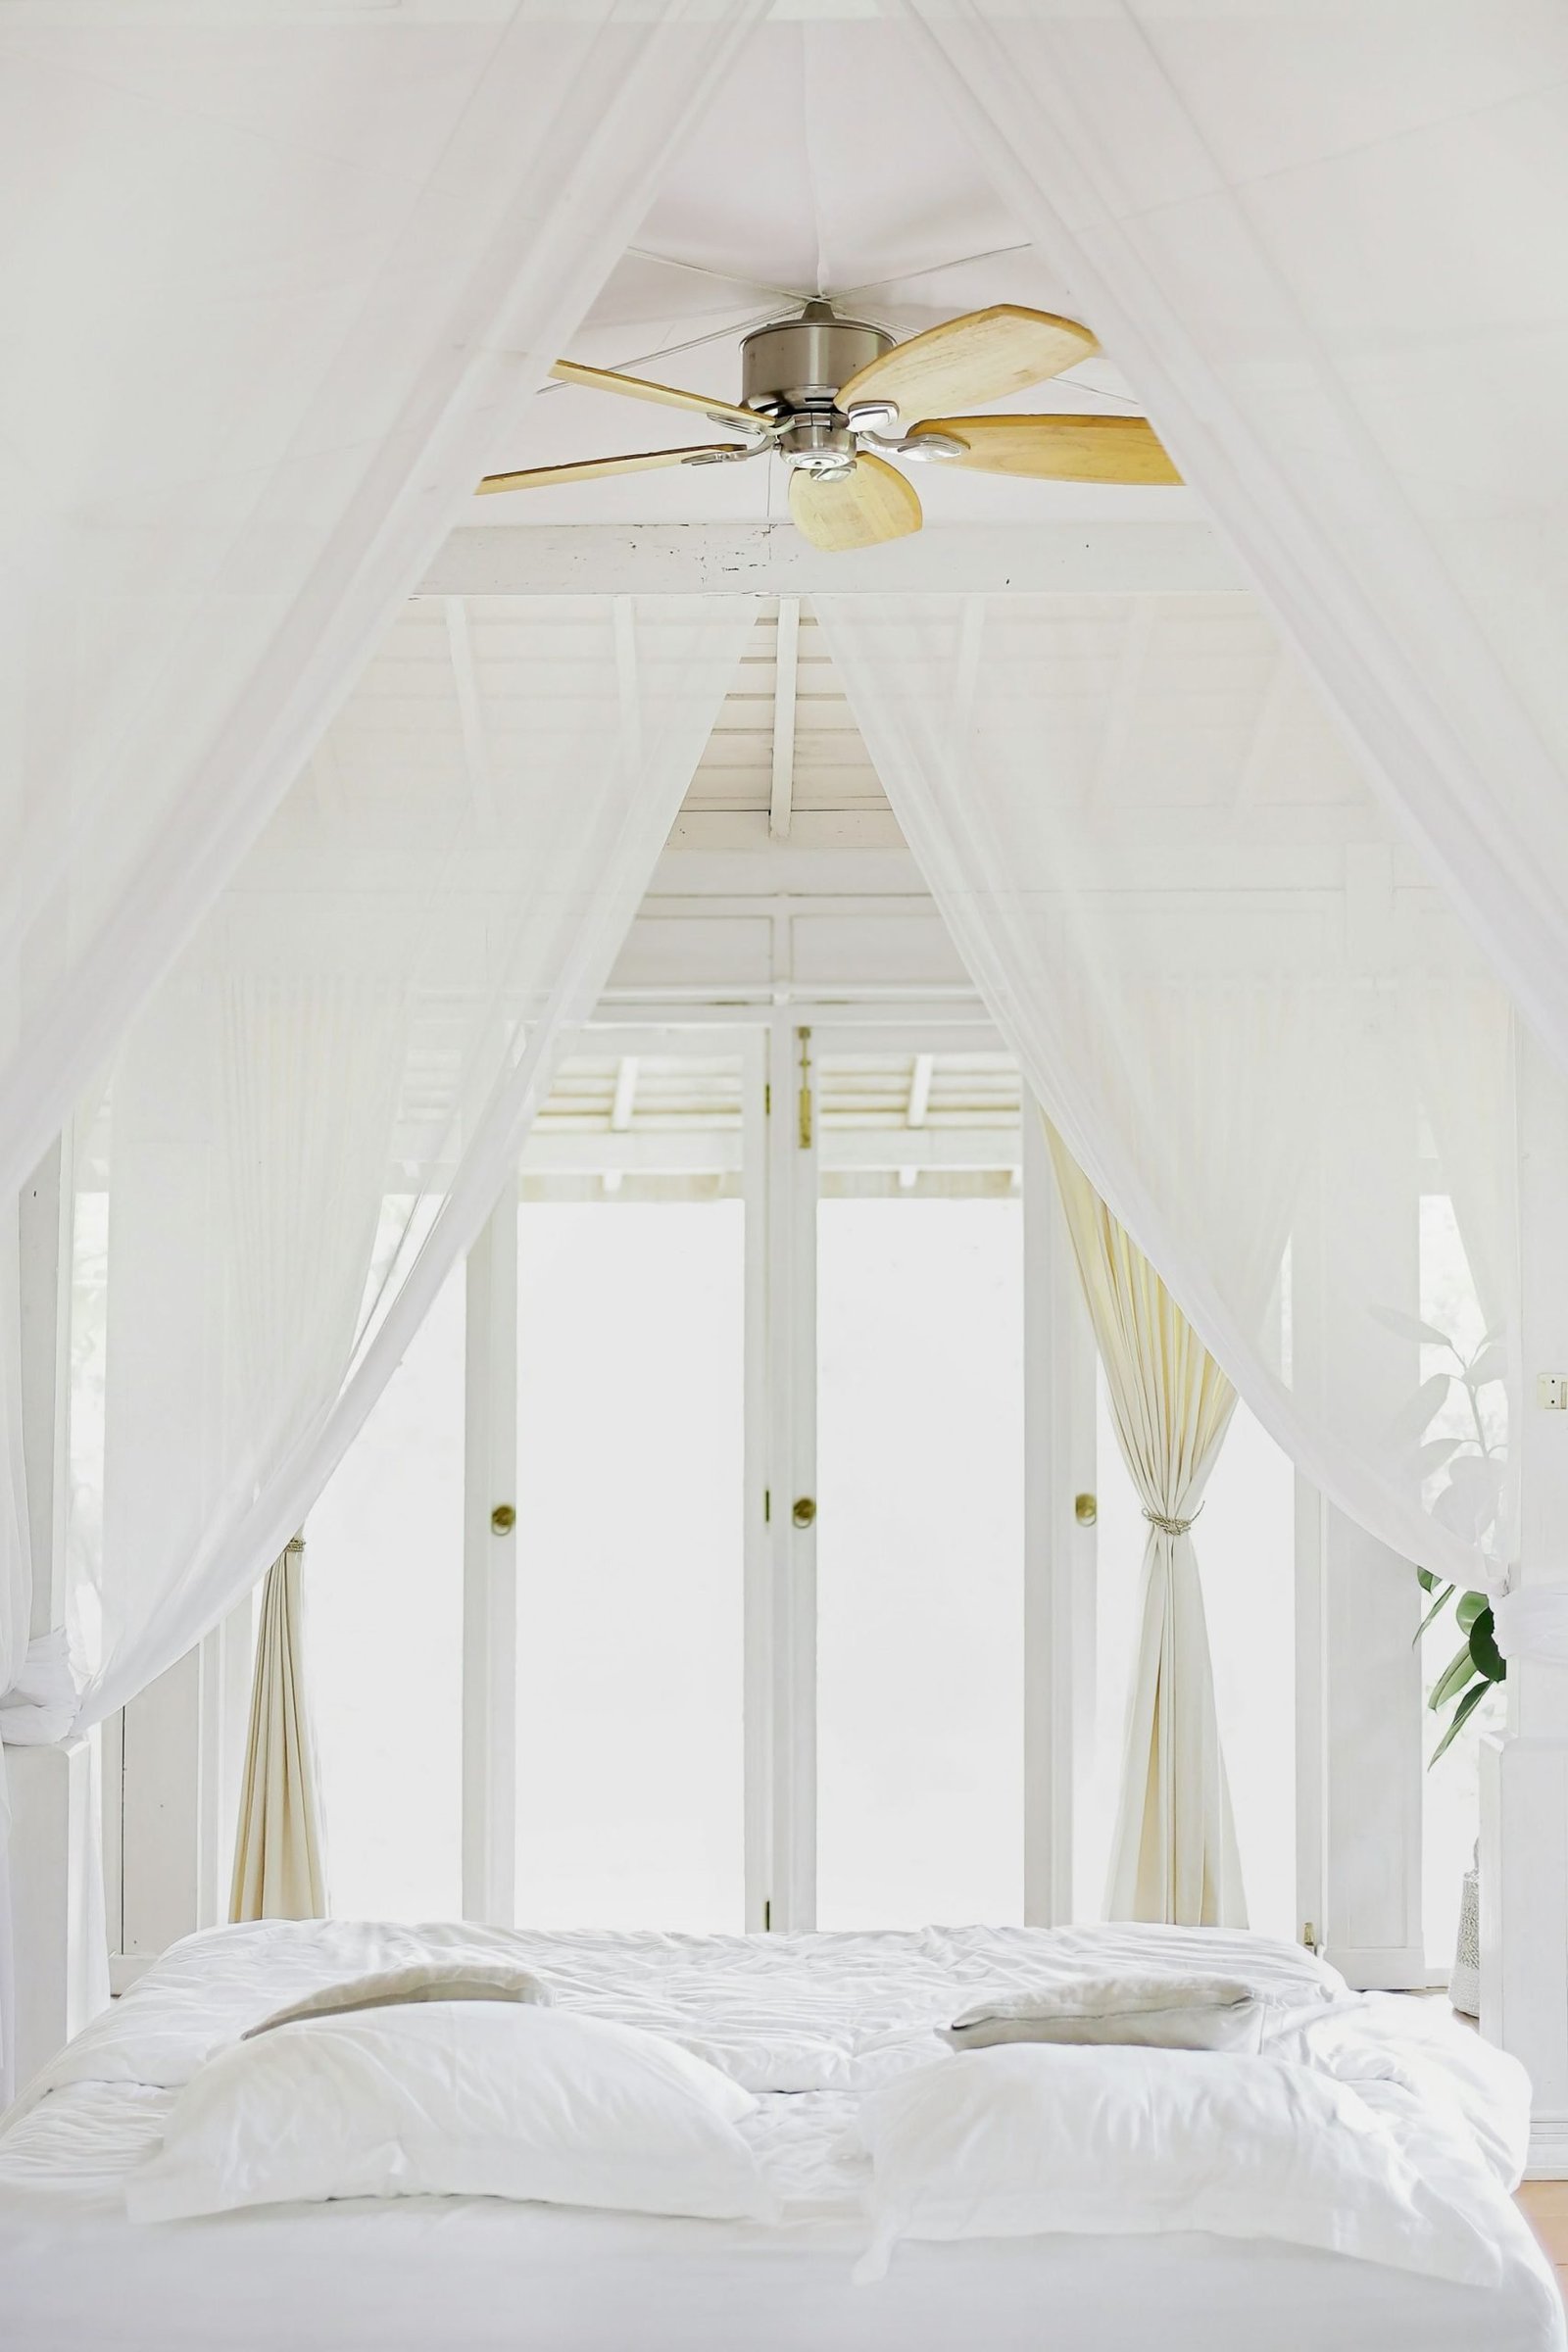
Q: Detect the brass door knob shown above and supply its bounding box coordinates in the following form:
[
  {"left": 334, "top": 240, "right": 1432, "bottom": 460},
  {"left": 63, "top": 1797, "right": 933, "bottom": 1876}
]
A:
[
  {"left": 792, "top": 1496, "right": 816, "bottom": 1529},
  {"left": 491, "top": 1503, "right": 516, "bottom": 1536},
  {"left": 1074, "top": 1493, "right": 1098, "bottom": 1526}
]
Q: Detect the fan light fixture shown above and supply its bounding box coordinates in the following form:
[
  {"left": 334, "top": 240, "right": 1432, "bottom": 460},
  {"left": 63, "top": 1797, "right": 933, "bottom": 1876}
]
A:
[{"left": 477, "top": 300, "right": 1181, "bottom": 552}]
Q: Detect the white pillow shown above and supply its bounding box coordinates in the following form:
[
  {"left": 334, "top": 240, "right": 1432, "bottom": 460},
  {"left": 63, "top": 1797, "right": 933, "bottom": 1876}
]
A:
[
  {"left": 127, "top": 2002, "right": 775, "bottom": 2226},
  {"left": 942, "top": 1973, "right": 1262, "bottom": 2053},
  {"left": 853, "top": 2044, "right": 1505, "bottom": 2289}
]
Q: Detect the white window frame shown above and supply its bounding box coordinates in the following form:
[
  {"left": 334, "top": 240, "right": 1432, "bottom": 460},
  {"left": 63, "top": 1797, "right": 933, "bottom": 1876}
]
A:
[{"left": 457, "top": 1001, "right": 1099, "bottom": 1936}]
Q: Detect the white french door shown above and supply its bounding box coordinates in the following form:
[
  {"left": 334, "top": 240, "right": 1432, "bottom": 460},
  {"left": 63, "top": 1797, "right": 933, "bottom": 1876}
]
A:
[
  {"left": 760, "top": 1017, "right": 1078, "bottom": 1933},
  {"left": 309, "top": 1009, "right": 1100, "bottom": 1936}
]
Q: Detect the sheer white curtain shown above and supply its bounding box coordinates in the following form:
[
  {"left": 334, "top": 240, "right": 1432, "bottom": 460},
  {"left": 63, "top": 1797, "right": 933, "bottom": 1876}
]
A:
[
  {"left": 897, "top": 0, "right": 1568, "bottom": 1086},
  {"left": 818, "top": 592, "right": 1523, "bottom": 1612},
  {"left": 0, "top": 0, "right": 763, "bottom": 1208},
  {"left": 69, "top": 595, "right": 755, "bottom": 1730}
]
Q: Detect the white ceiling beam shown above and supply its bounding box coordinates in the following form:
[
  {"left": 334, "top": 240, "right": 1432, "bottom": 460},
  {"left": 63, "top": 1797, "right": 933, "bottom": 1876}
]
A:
[
  {"left": 1234, "top": 663, "right": 1292, "bottom": 807},
  {"left": 899, "top": 1049, "right": 936, "bottom": 1190},
  {"left": 419, "top": 522, "right": 1242, "bottom": 601},
  {"left": 610, "top": 1055, "right": 640, "bottom": 1131},
  {"left": 520, "top": 1127, "right": 1018, "bottom": 1175},
  {"left": 1089, "top": 598, "right": 1157, "bottom": 807},
  {"left": 906, "top": 1051, "right": 935, "bottom": 1129},
  {"left": 443, "top": 596, "right": 496, "bottom": 837},
  {"left": 770, "top": 597, "right": 800, "bottom": 842}
]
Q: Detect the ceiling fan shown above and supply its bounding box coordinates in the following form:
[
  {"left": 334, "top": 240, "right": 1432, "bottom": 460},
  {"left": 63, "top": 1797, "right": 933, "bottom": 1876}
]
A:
[{"left": 477, "top": 300, "right": 1180, "bottom": 552}]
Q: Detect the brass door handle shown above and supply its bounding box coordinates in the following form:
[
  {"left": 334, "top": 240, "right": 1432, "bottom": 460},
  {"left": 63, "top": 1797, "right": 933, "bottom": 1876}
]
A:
[
  {"left": 491, "top": 1503, "right": 516, "bottom": 1536},
  {"left": 1074, "top": 1493, "right": 1098, "bottom": 1526},
  {"left": 792, "top": 1496, "right": 816, "bottom": 1529}
]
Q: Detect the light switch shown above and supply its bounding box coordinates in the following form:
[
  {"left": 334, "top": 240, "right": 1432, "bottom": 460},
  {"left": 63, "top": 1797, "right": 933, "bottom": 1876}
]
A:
[{"left": 1538, "top": 1373, "right": 1568, "bottom": 1411}]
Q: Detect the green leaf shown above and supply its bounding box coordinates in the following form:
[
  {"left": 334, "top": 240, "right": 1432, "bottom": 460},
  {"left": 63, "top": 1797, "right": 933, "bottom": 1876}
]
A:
[
  {"left": 1386, "top": 1372, "right": 1454, "bottom": 1454},
  {"left": 1464, "top": 1342, "right": 1507, "bottom": 1388},
  {"left": 1416, "top": 1566, "right": 1440, "bottom": 1594},
  {"left": 1412, "top": 1583, "right": 1456, "bottom": 1646},
  {"left": 1468, "top": 1606, "right": 1506, "bottom": 1686},
  {"left": 1370, "top": 1303, "right": 1460, "bottom": 1350},
  {"left": 1455, "top": 1590, "right": 1489, "bottom": 1634},
  {"left": 1430, "top": 1679, "right": 1490, "bottom": 1767},
  {"left": 1430, "top": 1639, "right": 1482, "bottom": 1711}
]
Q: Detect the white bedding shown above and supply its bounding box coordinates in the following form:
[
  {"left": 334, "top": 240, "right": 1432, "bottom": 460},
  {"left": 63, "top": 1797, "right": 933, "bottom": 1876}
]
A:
[{"left": 1, "top": 1919, "right": 1559, "bottom": 2352}]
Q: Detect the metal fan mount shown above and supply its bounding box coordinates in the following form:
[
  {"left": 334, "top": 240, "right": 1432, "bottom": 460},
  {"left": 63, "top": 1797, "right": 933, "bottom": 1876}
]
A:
[
  {"left": 740, "top": 300, "right": 885, "bottom": 468},
  {"left": 478, "top": 298, "right": 1181, "bottom": 551}
]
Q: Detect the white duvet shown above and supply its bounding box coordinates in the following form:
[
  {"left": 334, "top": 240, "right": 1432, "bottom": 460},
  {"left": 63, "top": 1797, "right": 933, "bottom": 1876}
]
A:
[
  {"left": 0, "top": 1918, "right": 1560, "bottom": 2352},
  {"left": 12, "top": 1914, "right": 1356, "bottom": 2102}
]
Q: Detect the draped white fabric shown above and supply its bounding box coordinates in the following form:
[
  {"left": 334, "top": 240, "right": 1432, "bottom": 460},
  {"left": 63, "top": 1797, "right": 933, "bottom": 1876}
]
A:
[
  {"left": 1048, "top": 1126, "right": 1245, "bottom": 1930},
  {"left": 0, "top": 0, "right": 763, "bottom": 1210},
  {"left": 69, "top": 596, "right": 755, "bottom": 1729},
  {"left": 817, "top": 592, "right": 1522, "bottom": 1603},
  {"left": 0, "top": 1212, "right": 29, "bottom": 1773},
  {"left": 898, "top": 0, "right": 1568, "bottom": 1086}
]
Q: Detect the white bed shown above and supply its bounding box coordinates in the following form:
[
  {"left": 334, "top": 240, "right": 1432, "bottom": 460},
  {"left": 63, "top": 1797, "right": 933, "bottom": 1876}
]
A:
[{"left": 1, "top": 1918, "right": 1559, "bottom": 2352}]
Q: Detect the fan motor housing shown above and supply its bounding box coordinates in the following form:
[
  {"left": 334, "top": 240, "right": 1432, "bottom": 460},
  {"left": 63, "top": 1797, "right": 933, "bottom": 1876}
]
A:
[{"left": 741, "top": 305, "right": 892, "bottom": 423}]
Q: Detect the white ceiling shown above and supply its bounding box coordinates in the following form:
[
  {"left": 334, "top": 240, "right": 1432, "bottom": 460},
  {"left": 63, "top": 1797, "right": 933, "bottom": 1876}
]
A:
[{"left": 468, "top": 21, "right": 1200, "bottom": 532}]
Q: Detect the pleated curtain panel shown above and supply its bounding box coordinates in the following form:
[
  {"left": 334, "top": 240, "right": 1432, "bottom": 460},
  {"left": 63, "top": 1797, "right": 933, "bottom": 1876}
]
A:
[
  {"left": 230, "top": 1542, "right": 327, "bottom": 1927},
  {"left": 1047, "top": 1126, "right": 1245, "bottom": 1930}
]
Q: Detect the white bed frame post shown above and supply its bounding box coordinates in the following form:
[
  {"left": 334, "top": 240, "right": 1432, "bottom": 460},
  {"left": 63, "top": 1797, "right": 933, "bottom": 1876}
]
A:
[
  {"left": 10, "top": 1135, "right": 110, "bottom": 2083},
  {"left": 763, "top": 1006, "right": 817, "bottom": 1932},
  {"left": 1482, "top": 1024, "right": 1568, "bottom": 2174},
  {"left": 1020, "top": 1106, "right": 1098, "bottom": 1925},
  {"left": 1293, "top": 846, "right": 1426, "bottom": 1989}
]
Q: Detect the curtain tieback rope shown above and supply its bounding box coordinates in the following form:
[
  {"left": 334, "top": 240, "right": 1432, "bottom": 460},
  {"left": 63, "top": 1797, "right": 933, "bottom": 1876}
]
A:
[{"left": 1143, "top": 1505, "right": 1202, "bottom": 1537}]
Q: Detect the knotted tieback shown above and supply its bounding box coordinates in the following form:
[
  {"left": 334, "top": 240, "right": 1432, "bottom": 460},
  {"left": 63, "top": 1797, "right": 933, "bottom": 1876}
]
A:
[{"left": 1143, "top": 1505, "right": 1202, "bottom": 1537}]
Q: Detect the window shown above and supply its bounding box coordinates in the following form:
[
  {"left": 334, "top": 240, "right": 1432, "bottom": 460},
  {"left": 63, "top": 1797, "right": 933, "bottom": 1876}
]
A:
[
  {"left": 294, "top": 1016, "right": 1307, "bottom": 1946},
  {"left": 813, "top": 1052, "right": 1024, "bottom": 1927},
  {"left": 513, "top": 1052, "right": 750, "bottom": 1929}
]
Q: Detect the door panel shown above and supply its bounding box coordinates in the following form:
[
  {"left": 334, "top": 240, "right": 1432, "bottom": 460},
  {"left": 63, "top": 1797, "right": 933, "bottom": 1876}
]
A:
[{"left": 812, "top": 1049, "right": 1025, "bottom": 1928}]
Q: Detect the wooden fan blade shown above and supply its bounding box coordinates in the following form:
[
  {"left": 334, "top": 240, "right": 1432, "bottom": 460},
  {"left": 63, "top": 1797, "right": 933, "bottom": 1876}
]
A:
[
  {"left": 550, "top": 357, "right": 762, "bottom": 435},
  {"left": 910, "top": 414, "right": 1181, "bottom": 485},
  {"left": 838, "top": 307, "right": 1097, "bottom": 425},
  {"left": 477, "top": 444, "right": 756, "bottom": 495},
  {"left": 788, "top": 454, "right": 922, "bottom": 553}
]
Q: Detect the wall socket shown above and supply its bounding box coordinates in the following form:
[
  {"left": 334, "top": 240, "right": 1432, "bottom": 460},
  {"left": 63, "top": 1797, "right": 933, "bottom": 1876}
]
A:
[{"left": 1538, "top": 1373, "right": 1568, "bottom": 1411}]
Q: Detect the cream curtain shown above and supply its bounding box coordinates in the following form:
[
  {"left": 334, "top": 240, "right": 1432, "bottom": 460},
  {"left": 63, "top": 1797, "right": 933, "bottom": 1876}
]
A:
[
  {"left": 230, "top": 1540, "right": 326, "bottom": 1926},
  {"left": 1048, "top": 1124, "right": 1245, "bottom": 1930}
]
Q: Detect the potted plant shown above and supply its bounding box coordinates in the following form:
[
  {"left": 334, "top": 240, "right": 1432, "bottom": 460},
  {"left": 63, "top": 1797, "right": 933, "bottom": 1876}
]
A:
[{"left": 1412, "top": 1575, "right": 1506, "bottom": 2017}]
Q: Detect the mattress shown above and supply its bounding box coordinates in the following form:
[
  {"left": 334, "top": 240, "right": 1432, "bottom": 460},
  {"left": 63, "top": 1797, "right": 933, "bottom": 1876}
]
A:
[{"left": 1, "top": 1918, "right": 1560, "bottom": 2352}]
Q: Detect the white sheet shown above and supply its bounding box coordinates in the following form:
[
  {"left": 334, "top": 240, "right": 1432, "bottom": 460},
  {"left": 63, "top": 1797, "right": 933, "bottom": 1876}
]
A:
[{"left": 0, "top": 1922, "right": 1558, "bottom": 2352}]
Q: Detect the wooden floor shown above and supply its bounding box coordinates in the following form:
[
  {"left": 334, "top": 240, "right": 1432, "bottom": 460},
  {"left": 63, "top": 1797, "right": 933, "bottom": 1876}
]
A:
[{"left": 1517, "top": 2180, "right": 1568, "bottom": 2303}]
